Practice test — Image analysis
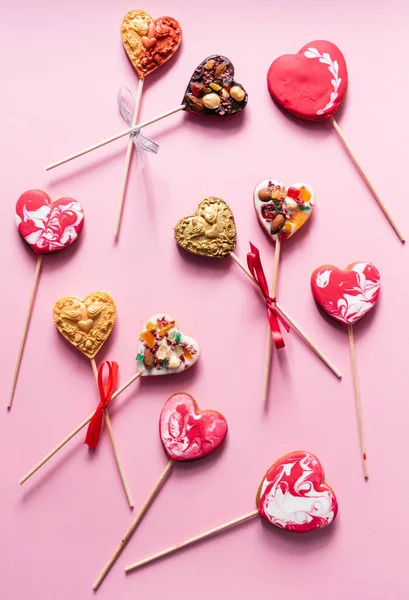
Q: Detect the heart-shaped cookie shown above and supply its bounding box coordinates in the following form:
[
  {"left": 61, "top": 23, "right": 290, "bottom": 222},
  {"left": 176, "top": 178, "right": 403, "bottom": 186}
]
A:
[
  {"left": 267, "top": 41, "right": 348, "bottom": 120},
  {"left": 257, "top": 451, "right": 338, "bottom": 532},
  {"left": 174, "top": 197, "right": 237, "bottom": 258},
  {"left": 53, "top": 292, "right": 116, "bottom": 359},
  {"left": 182, "top": 55, "right": 248, "bottom": 117},
  {"left": 136, "top": 314, "right": 200, "bottom": 375},
  {"left": 254, "top": 180, "right": 315, "bottom": 242},
  {"left": 15, "top": 189, "right": 84, "bottom": 255},
  {"left": 311, "top": 262, "right": 381, "bottom": 325},
  {"left": 160, "top": 392, "right": 228, "bottom": 461},
  {"left": 121, "top": 10, "right": 182, "bottom": 78}
]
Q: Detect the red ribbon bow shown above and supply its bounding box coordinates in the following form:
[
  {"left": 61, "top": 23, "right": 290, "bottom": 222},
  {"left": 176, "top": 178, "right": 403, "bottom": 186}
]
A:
[
  {"left": 85, "top": 361, "right": 119, "bottom": 449},
  {"left": 247, "top": 243, "right": 290, "bottom": 349}
]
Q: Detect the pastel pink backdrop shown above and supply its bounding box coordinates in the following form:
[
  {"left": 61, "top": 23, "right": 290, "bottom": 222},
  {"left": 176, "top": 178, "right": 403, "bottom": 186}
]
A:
[{"left": 1, "top": 1, "right": 408, "bottom": 598}]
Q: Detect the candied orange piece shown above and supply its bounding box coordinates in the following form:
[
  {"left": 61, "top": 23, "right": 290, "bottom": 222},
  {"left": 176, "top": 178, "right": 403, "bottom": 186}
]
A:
[
  {"left": 183, "top": 347, "right": 193, "bottom": 361},
  {"left": 299, "top": 187, "right": 311, "bottom": 202},
  {"left": 289, "top": 210, "right": 308, "bottom": 229},
  {"left": 279, "top": 222, "right": 293, "bottom": 240},
  {"left": 140, "top": 331, "right": 155, "bottom": 348},
  {"left": 146, "top": 322, "right": 157, "bottom": 332},
  {"left": 158, "top": 321, "right": 176, "bottom": 337}
]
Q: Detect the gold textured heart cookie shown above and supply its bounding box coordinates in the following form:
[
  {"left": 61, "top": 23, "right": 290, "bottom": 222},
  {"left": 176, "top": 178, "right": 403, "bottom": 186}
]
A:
[
  {"left": 174, "top": 197, "right": 237, "bottom": 258},
  {"left": 121, "top": 10, "right": 182, "bottom": 78},
  {"left": 53, "top": 292, "right": 116, "bottom": 359}
]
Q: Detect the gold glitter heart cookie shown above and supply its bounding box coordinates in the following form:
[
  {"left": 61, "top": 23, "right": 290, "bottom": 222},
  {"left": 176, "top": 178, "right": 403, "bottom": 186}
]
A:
[
  {"left": 174, "top": 197, "right": 237, "bottom": 258},
  {"left": 53, "top": 292, "right": 116, "bottom": 359}
]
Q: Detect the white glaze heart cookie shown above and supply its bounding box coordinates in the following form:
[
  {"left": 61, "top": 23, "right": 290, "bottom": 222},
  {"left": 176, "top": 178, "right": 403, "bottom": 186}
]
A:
[
  {"left": 136, "top": 314, "right": 200, "bottom": 376},
  {"left": 254, "top": 180, "right": 315, "bottom": 241}
]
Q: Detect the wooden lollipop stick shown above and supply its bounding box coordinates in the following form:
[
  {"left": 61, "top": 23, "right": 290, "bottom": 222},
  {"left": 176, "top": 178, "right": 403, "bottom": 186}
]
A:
[
  {"left": 348, "top": 325, "right": 368, "bottom": 478},
  {"left": 8, "top": 255, "right": 43, "bottom": 409},
  {"left": 19, "top": 372, "right": 140, "bottom": 485},
  {"left": 331, "top": 117, "right": 404, "bottom": 242},
  {"left": 45, "top": 105, "right": 186, "bottom": 171},
  {"left": 262, "top": 238, "right": 281, "bottom": 402},
  {"left": 125, "top": 510, "right": 259, "bottom": 573},
  {"left": 90, "top": 358, "right": 134, "bottom": 508},
  {"left": 114, "top": 78, "right": 144, "bottom": 237},
  {"left": 230, "top": 252, "right": 342, "bottom": 379},
  {"left": 93, "top": 459, "right": 174, "bottom": 590}
]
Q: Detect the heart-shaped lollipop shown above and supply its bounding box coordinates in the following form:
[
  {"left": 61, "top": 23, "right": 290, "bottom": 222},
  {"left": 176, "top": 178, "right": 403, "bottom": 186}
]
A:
[
  {"left": 311, "top": 262, "right": 380, "bottom": 478},
  {"left": 174, "top": 197, "right": 237, "bottom": 258},
  {"left": 254, "top": 180, "right": 315, "bottom": 241},
  {"left": 256, "top": 450, "right": 338, "bottom": 532},
  {"left": 51, "top": 292, "right": 136, "bottom": 507},
  {"left": 94, "top": 390, "right": 227, "bottom": 589},
  {"left": 53, "top": 292, "right": 116, "bottom": 359},
  {"left": 183, "top": 55, "right": 248, "bottom": 116},
  {"left": 121, "top": 10, "right": 182, "bottom": 78},
  {"left": 253, "top": 180, "right": 315, "bottom": 402},
  {"left": 311, "top": 263, "right": 381, "bottom": 325},
  {"left": 15, "top": 189, "right": 84, "bottom": 255},
  {"left": 9, "top": 189, "right": 85, "bottom": 409},
  {"left": 136, "top": 314, "right": 200, "bottom": 375},
  {"left": 160, "top": 393, "right": 228, "bottom": 460},
  {"left": 123, "top": 450, "right": 338, "bottom": 574},
  {"left": 267, "top": 41, "right": 348, "bottom": 120}
]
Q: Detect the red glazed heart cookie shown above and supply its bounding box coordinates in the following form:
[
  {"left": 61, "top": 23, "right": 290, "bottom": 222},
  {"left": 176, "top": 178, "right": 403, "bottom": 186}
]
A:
[
  {"left": 15, "top": 189, "right": 84, "bottom": 255},
  {"left": 257, "top": 451, "right": 338, "bottom": 532},
  {"left": 254, "top": 180, "right": 315, "bottom": 241},
  {"left": 160, "top": 393, "right": 228, "bottom": 461},
  {"left": 121, "top": 10, "right": 182, "bottom": 78},
  {"left": 182, "top": 55, "right": 248, "bottom": 117},
  {"left": 311, "top": 262, "right": 380, "bottom": 325},
  {"left": 267, "top": 41, "right": 348, "bottom": 120}
]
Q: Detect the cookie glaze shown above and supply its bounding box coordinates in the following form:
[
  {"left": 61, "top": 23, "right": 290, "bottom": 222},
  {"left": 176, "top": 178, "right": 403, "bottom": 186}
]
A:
[
  {"left": 311, "top": 262, "right": 380, "bottom": 325},
  {"left": 160, "top": 393, "right": 228, "bottom": 461},
  {"left": 254, "top": 180, "right": 315, "bottom": 241},
  {"left": 267, "top": 41, "right": 348, "bottom": 121},
  {"left": 15, "top": 189, "right": 84, "bottom": 255},
  {"left": 257, "top": 451, "right": 338, "bottom": 532},
  {"left": 136, "top": 314, "right": 200, "bottom": 375}
]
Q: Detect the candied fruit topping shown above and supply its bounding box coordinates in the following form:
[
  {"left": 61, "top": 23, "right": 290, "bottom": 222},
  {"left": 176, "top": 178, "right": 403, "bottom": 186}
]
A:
[
  {"left": 287, "top": 187, "right": 301, "bottom": 200},
  {"left": 289, "top": 210, "right": 308, "bottom": 229},
  {"left": 183, "top": 348, "right": 193, "bottom": 361},
  {"left": 299, "top": 187, "right": 311, "bottom": 202},
  {"left": 261, "top": 204, "right": 276, "bottom": 221},
  {"left": 140, "top": 331, "right": 155, "bottom": 348},
  {"left": 158, "top": 321, "right": 176, "bottom": 337}
]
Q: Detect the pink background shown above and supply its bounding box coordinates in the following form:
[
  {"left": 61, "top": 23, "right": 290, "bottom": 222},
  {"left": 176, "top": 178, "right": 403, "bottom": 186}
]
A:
[{"left": 1, "top": 1, "right": 408, "bottom": 598}]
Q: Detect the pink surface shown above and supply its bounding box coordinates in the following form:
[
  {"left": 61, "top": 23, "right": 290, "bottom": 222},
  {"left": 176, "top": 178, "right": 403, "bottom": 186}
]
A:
[{"left": 1, "top": 1, "right": 409, "bottom": 598}]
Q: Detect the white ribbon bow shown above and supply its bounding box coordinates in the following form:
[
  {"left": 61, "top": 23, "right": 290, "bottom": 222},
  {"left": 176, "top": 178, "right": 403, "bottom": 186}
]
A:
[{"left": 118, "top": 87, "right": 159, "bottom": 173}]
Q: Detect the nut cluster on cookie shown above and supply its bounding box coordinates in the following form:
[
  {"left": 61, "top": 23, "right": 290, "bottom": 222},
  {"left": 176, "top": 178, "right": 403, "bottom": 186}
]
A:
[
  {"left": 183, "top": 55, "right": 248, "bottom": 116},
  {"left": 137, "top": 315, "right": 199, "bottom": 375},
  {"left": 255, "top": 180, "right": 315, "bottom": 241}
]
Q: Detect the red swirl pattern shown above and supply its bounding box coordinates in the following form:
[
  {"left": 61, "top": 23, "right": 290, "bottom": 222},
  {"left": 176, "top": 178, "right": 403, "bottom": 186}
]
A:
[
  {"left": 15, "top": 189, "right": 84, "bottom": 255},
  {"left": 311, "top": 262, "right": 380, "bottom": 325},
  {"left": 257, "top": 451, "right": 338, "bottom": 532},
  {"left": 159, "top": 393, "right": 228, "bottom": 461}
]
